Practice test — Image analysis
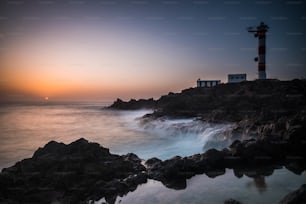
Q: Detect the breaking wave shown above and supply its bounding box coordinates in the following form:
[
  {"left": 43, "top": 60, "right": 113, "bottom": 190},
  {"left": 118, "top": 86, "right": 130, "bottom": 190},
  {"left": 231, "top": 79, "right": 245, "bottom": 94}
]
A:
[
  {"left": 117, "top": 110, "right": 240, "bottom": 159},
  {"left": 137, "top": 117, "right": 236, "bottom": 152}
]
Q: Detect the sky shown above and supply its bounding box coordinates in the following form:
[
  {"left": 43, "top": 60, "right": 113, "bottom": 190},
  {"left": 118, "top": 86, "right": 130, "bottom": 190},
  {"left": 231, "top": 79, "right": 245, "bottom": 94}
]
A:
[{"left": 0, "top": 0, "right": 305, "bottom": 102}]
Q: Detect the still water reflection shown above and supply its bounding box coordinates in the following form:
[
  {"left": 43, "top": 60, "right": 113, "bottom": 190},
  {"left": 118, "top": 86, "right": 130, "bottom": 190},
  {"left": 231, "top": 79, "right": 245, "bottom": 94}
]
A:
[{"left": 112, "top": 168, "right": 306, "bottom": 204}]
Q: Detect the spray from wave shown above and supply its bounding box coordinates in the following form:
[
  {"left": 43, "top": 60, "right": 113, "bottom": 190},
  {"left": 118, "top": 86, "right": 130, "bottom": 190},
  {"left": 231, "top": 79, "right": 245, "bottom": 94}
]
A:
[
  {"left": 137, "top": 117, "right": 236, "bottom": 152},
  {"left": 118, "top": 110, "right": 242, "bottom": 159}
]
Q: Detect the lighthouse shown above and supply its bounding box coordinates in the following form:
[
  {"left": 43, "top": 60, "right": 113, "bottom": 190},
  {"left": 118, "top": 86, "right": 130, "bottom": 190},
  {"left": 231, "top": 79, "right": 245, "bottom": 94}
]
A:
[{"left": 247, "top": 22, "right": 269, "bottom": 80}]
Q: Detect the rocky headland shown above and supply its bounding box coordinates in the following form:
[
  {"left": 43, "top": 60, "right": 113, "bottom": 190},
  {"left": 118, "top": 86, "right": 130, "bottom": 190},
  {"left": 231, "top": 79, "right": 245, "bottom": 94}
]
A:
[{"left": 110, "top": 79, "right": 306, "bottom": 154}]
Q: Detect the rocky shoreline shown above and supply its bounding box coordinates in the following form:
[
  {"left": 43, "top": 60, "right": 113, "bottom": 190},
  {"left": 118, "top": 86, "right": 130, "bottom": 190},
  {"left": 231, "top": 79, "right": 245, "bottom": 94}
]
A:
[
  {"left": 108, "top": 79, "right": 306, "bottom": 203},
  {"left": 1, "top": 79, "right": 306, "bottom": 203},
  {"left": 110, "top": 79, "right": 306, "bottom": 131}
]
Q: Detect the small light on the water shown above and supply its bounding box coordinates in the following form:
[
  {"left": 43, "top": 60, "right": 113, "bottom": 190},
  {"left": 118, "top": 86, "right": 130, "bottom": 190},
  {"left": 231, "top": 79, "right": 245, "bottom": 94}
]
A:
[{"left": 45, "top": 96, "right": 49, "bottom": 101}]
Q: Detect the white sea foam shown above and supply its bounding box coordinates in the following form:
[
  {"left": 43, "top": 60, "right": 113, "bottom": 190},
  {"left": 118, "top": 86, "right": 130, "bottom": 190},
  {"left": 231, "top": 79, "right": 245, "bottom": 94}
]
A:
[{"left": 112, "top": 112, "right": 237, "bottom": 159}]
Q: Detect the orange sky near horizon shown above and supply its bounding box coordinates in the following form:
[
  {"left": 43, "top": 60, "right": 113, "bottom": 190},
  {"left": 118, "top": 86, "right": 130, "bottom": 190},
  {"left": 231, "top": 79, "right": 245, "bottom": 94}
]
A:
[
  {"left": 0, "top": 59, "right": 191, "bottom": 101},
  {"left": 0, "top": 23, "right": 200, "bottom": 101}
]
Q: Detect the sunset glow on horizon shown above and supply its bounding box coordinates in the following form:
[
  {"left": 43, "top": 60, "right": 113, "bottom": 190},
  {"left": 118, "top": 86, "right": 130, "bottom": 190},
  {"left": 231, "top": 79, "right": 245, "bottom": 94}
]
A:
[
  {"left": 0, "top": 19, "right": 200, "bottom": 101},
  {"left": 0, "top": 0, "right": 305, "bottom": 102}
]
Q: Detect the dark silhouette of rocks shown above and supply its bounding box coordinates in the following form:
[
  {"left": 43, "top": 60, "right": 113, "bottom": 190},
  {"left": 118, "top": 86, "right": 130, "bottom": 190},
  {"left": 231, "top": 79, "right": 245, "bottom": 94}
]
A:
[
  {"left": 279, "top": 184, "right": 306, "bottom": 204},
  {"left": 0, "top": 137, "right": 305, "bottom": 203},
  {"left": 0, "top": 138, "right": 147, "bottom": 204},
  {"left": 109, "top": 80, "right": 306, "bottom": 139},
  {"left": 109, "top": 98, "right": 156, "bottom": 110},
  {"left": 109, "top": 79, "right": 306, "bottom": 120}
]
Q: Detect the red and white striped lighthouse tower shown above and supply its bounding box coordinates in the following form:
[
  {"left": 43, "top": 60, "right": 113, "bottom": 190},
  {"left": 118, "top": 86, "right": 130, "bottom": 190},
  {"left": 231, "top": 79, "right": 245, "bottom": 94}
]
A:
[{"left": 248, "top": 22, "right": 269, "bottom": 80}]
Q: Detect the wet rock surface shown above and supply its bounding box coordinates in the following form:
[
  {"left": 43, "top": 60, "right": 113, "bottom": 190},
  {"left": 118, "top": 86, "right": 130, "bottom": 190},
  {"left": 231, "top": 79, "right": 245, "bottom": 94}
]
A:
[{"left": 0, "top": 138, "right": 147, "bottom": 204}]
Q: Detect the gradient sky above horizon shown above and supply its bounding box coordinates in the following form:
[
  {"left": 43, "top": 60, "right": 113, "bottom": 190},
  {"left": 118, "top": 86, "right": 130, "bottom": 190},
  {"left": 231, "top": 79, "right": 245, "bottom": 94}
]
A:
[{"left": 0, "top": 0, "right": 305, "bottom": 102}]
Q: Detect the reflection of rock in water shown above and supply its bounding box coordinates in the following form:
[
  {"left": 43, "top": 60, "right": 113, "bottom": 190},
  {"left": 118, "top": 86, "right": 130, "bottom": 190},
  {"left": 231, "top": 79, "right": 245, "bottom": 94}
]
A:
[
  {"left": 246, "top": 176, "right": 267, "bottom": 193},
  {"left": 224, "top": 198, "right": 243, "bottom": 204},
  {"left": 254, "top": 176, "right": 267, "bottom": 193}
]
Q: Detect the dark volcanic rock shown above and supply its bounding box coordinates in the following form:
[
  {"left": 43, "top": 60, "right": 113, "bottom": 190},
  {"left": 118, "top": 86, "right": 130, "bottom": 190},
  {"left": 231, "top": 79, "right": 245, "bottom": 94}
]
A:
[
  {"left": 109, "top": 79, "right": 306, "bottom": 122},
  {"left": 279, "top": 184, "right": 306, "bottom": 204},
  {"left": 109, "top": 98, "right": 156, "bottom": 110},
  {"left": 108, "top": 80, "right": 306, "bottom": 153},
  {"left": 0, "top": 138, "right": 147, "bottom": 204}
]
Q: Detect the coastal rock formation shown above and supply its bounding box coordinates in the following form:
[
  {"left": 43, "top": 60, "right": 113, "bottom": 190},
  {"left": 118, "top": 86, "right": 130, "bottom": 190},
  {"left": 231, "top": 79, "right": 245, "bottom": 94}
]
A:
[
  {"left": 109, "top": 79, "right": 306, "bottom": 140},
  {"left": 0, "top": 138, "right": 147, "bottom": 204},
  {"left": 110, "top": 79, "right": 306, "bottom": 117},
  {"left": 109, "top": 79, "right": 306, "bottom": 189},
  {"left": 109, "top": 98, "right": 156, "bottom": 110}
]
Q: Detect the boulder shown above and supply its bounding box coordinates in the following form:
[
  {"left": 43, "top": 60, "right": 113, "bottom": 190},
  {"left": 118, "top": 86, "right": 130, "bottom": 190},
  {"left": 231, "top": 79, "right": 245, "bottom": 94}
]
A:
[{"left": 202, "top": 148, "right": 226, "bottom": 168}]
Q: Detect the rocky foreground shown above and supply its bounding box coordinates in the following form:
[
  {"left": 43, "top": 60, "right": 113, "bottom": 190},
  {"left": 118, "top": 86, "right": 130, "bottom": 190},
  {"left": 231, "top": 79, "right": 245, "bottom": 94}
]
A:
[
  {"left": 0, "top": 137, "right": 306, "bottom": 203},
  {"left": 0, "top": 139, "right": 147, "bottom": 204}
]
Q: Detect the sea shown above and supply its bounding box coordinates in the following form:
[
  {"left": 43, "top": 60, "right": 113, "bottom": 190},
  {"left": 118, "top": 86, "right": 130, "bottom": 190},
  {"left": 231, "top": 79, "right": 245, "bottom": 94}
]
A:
[{"left": 0, "top": 101, "right": 305, "bottom": 204}]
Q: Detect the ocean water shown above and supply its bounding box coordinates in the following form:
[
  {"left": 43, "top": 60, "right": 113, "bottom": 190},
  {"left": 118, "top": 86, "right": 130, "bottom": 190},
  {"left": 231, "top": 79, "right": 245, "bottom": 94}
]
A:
[
  {"left": 0, "top": 102, "right": 234, "bottom": 170},
  {"left": 1, "top": 102, "right": 305, "bottom": 203}
]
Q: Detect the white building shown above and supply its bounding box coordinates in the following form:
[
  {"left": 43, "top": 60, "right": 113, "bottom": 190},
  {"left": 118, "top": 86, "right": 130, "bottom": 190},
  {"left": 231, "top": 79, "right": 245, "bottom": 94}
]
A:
[
  {"left": 228, "top": 74, "right": 247, "bottom": 83},
  {"left": 197, "top": 79, "right": 221, "bottom": 88}
]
